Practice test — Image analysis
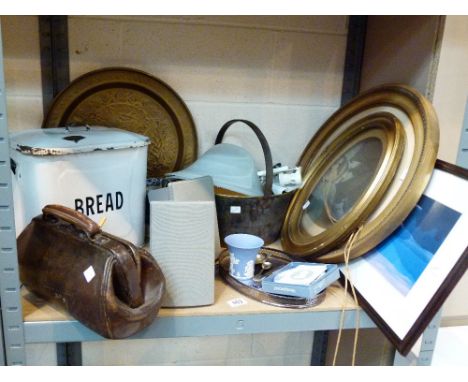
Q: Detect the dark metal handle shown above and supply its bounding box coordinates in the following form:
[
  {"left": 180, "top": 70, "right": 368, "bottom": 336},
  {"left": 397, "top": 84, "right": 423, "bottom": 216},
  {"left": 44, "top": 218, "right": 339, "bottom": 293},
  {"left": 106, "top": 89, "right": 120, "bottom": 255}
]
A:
[
  {"left": 42, "top": 204, "right": 101, "bottom": 237},
  {"left": 215, "top": 119, "right": 273, "bottom": 197}
]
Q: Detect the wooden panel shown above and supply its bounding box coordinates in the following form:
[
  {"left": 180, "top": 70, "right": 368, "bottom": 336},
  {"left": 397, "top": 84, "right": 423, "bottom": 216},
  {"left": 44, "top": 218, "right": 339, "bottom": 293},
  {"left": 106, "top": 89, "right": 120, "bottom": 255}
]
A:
[{"left": 22, "top": 278, "right": 360, "bottom": 323}]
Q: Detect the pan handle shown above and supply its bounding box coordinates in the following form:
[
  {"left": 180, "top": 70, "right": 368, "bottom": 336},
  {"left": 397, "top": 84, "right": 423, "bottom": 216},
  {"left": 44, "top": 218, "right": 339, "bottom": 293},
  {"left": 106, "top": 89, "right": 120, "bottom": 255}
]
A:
[{"left": 215, "top": 119, "right": 273, "bottom": 197}]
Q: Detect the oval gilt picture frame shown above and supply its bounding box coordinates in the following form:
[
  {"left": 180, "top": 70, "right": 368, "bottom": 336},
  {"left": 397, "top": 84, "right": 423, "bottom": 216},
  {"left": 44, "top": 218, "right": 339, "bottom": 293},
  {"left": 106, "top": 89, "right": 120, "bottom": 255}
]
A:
[
  {"left": 282, "top": 112, "right": 405, "bottom": 258},
  {"left": 282, "top": 84, "right": 439, "bottom": 263}
]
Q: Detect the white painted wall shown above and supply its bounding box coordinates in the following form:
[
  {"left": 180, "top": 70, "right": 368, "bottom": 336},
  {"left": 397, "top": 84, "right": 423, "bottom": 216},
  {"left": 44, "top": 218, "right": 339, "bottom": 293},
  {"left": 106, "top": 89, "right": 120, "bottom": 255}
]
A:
[
  {"left": 82, "top": 332, "right": 314, "bottom": 366},
  {"left": 361, "top": 16, "right": 443, "bottom": 99},
  {"left": 2, "top": 16, "right": 43, "bottom": 132},
  {"left": 67, "top": 16, "right": 347, "bottom": 170},
  {"left": 431, "top": 15, "right": 468, "bottom": 323},
  {"left": 432, "top": 16, "right": 468, "bottom": 164}
]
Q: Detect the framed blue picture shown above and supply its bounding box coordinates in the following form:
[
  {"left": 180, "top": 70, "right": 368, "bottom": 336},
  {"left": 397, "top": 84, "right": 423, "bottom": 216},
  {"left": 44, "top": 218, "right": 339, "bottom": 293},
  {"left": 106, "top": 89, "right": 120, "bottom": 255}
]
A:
[{"left": 347, "top": 160, "right": 468, "bottom": 355}]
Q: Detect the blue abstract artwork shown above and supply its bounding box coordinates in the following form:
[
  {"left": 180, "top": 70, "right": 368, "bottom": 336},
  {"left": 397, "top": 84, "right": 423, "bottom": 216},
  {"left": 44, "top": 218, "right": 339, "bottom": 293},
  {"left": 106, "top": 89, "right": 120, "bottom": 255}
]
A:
[{"left": 364, "top": 195, "right": 461, "bottom": 296}]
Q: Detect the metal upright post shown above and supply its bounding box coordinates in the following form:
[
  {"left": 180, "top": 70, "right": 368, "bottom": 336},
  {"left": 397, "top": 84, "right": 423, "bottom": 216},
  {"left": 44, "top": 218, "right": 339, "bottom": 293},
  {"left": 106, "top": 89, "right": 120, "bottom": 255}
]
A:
[
  {"left": 0, "top": 19, "right": 26, "bottom": 366},
  {"left": 308, "top": 15, "right": 369, "bottom": 367},
  {"left": 393, "top": 310, "right": 442, "bottom": 366},
  {"left": 416, "top": 310, "right": 442, "bottom": 366},
  {"left": 0, "top": 309, "right": 5, "bottom": 365},
  {"left": 340, "top": 16, "right": 367, "bottom": 106},
  {"left": 456, "top": 99, "right": 468, "bottom": 169},
  {"left": 39, "top": 16, "right": 70, "bottom": 115}
]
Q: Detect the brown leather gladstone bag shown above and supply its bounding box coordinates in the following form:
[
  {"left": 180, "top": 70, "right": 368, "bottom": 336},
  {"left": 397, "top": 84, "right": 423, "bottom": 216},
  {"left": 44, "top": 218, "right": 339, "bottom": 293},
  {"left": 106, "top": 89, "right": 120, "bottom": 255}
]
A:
[{"left": 17, "top": 204, "right": 165, "bottom": 339}]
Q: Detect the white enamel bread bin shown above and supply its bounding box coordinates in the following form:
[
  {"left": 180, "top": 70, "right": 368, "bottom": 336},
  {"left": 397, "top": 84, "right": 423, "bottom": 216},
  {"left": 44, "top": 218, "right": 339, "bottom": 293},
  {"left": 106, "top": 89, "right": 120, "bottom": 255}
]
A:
[{"left": 10, "top": 126, "right": 149, "bottom": 245}]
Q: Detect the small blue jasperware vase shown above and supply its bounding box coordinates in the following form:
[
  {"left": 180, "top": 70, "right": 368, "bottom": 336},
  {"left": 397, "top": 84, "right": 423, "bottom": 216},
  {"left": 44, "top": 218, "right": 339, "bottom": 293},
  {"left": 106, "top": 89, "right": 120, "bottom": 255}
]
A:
[{"left": 224, "top": 233, "right": 264, "bottom": 280}]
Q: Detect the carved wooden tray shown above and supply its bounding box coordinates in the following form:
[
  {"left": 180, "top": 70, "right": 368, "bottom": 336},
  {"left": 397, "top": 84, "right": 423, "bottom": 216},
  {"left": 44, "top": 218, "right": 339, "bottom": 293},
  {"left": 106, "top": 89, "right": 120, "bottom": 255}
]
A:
[{"left": 42, "top": 67, "right": 198, "bottom": 178}]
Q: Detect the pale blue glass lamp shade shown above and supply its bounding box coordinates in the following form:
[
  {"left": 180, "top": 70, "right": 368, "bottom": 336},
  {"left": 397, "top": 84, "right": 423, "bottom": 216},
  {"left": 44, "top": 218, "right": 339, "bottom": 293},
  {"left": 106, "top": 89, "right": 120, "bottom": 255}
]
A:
[{"left": 169, "top": 143, "right": 263, "bottom": 196}]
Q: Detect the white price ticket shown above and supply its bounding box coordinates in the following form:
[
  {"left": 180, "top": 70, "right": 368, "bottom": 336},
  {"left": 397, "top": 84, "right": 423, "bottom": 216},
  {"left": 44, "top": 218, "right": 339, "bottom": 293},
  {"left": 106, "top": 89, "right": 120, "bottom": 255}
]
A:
[
  {"left": 227, "top": 298, "right": 247, "bottom": 308},
  {"left": 230, "top": 206, "right": 242, "bottom": 214},
  {"left": 83, "top": 266, "right": 96, "bottom": 283}
]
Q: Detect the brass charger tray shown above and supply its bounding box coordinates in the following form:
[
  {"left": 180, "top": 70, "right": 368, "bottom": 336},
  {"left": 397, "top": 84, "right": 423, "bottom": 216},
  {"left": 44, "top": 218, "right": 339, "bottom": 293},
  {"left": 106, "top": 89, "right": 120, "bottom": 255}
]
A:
[
  {"left": 218, "top": 248, "right": 326, "bottom": 309},
  {"left": 42, "top": 67, "right": 198, "bottom": 178}
]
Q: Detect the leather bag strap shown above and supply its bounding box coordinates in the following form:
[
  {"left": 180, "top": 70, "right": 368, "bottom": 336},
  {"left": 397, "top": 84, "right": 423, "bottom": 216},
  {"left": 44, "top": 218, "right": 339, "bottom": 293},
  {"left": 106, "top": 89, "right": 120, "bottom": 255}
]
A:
[{"left": 101, "top": 231, "right": 144, "bottom": 308}]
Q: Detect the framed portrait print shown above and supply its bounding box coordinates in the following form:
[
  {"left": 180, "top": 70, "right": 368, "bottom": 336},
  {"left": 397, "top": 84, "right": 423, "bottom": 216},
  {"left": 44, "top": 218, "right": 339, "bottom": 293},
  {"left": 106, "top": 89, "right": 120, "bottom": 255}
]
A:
[
  {"left": 282, "top": 112, "right": 405, "bottom": 258},
  {"left": 345, "top": 160, "right": 468, "bottom": 355}
]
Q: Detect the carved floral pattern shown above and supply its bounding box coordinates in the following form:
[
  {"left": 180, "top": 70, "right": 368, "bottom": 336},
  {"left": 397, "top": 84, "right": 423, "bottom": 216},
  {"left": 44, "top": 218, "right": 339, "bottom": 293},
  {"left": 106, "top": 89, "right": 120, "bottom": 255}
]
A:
[{"left": 66, "top": 88, "right": 180, "bottom": 178}]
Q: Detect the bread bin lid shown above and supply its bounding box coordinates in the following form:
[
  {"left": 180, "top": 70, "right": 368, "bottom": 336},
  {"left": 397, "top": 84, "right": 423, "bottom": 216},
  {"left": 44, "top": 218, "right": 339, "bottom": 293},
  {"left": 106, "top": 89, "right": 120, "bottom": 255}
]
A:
[{"left": 9, "top": 126, "right": 150, "bottom": 156}]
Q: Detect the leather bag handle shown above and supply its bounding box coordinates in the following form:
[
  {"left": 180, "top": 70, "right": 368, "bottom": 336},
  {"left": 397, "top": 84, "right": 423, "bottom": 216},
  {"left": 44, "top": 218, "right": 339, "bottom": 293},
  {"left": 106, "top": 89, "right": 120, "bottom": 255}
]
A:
[
  {"left": 42, "top": 204, "right": 101, "bottom": 237},
  {"left": 215, "top": 119, "right": 274, "bottom": 197}
]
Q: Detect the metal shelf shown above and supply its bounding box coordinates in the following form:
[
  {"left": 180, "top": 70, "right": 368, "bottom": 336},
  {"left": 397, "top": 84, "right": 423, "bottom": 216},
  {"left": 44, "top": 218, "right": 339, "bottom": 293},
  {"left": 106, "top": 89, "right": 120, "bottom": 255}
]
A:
[
  {"left": 23, "top": 309, "right": 376, "bottom": 344},
  {"left": 21, "top": 279, "right": 377, "bottom": 344},
  {"left": 19, "top": 277, "right": 439, "bottom": 365}
]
